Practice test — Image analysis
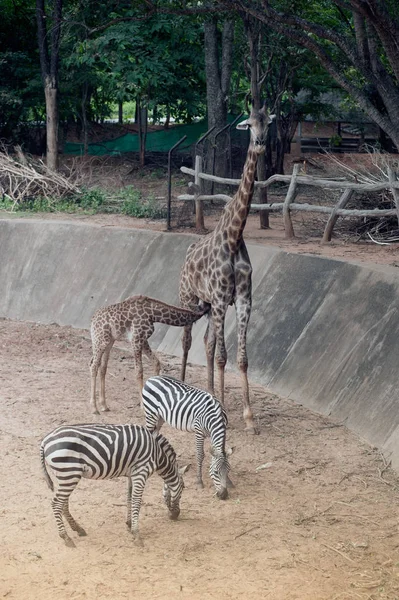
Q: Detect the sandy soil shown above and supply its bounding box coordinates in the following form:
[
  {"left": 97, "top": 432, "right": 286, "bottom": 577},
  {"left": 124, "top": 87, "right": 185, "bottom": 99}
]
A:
[{"left": 1, "top": 320, "right": 399, "bottom": 600}]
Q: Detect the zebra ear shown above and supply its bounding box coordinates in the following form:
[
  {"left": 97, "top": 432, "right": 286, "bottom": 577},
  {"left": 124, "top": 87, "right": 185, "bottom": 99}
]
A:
[{"left": 179, "top": 464, "right": 191, "bottom": 475}]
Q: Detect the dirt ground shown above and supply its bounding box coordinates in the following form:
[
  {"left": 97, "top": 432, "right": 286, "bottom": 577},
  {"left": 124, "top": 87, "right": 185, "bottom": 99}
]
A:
[
  {"left": 2, "top": 150, "right": 399, "bottom": 598},
  {"left": 1, "top": 320, "right": 399, "bottom": 600}
]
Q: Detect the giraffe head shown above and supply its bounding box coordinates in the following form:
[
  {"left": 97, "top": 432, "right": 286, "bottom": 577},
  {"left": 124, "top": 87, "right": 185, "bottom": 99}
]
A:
[{"left": 236, "top": 105, "right": 275, "bottom": 154}]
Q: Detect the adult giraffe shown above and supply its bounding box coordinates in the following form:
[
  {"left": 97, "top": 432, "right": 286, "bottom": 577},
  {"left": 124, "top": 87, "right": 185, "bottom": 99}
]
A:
[{"left": 179, "top": 105, "right": 275, "bottom": 433}]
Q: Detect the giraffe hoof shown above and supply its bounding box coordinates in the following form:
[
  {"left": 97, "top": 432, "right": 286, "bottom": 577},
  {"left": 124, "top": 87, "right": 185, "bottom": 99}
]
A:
[{"left": 245, "top": 426, "right": 259, "bottom": 435}]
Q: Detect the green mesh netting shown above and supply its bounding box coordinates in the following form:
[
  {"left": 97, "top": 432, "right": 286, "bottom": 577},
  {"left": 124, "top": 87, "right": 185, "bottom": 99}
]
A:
[
  {"left": 64, "top": 115, "right": 246, "bottom": 156},
  {"left": 64, "top": 120, "right": 209, "bottom": 156}
]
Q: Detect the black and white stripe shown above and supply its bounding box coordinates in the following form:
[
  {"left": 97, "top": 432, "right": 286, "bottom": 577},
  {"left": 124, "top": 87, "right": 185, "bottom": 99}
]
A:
[
  {"left": 142, "top": 376, "right": 231, "bottom": 499},
  {"left": 40, "top": 423, "right": 187, "bottom": 547}
]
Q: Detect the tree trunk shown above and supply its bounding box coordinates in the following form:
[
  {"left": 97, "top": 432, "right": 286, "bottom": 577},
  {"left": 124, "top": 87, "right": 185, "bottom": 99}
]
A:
[
  {"left": 137, "top": 98, "right": 147, "bottom": 167},
  {"left": 44, "top": 80, "right": 58, "bottom": 171},
  {"left": 118, "top": 101, "right": 123, "bottom": 124},
  {"left": 36, "top": 0, "right": 62, "bottom": 171},
  {"left": 204, "top": 18, "right": 234, "bottom": 184}
]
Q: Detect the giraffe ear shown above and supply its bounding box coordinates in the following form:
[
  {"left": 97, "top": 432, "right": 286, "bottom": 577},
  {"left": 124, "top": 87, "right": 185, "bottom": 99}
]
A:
[{"left": 236, "top": 118, "right": 250, "bottom": 131}]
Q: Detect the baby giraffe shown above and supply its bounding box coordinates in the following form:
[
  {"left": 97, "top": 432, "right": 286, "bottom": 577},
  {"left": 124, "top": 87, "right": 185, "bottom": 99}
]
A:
[{"left": 90, "top": 295, "right": 209, "bottom": 414}]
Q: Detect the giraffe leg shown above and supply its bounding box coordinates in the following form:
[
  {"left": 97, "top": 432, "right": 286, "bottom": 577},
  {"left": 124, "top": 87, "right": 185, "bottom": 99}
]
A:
[
  {"left": 132, "top": 339, "right": 144, "bottom": 404},
  {"left": 204, "top": 315, "right": 216, "bottom": 397},
  {"left": 90, "top": 350, "right": 102, "bottom": 415},
  {"left": 181, "top": 323, "right": 193, "bottom": 381},
  {"left": 98, "top": 340, "right": 114, "bottom": 412},
  {"left": 212, "top": 307, "right": 228, "bottom": 406},
  {"left": 235, "top": 296, "right": 257, "bottom": 434},
  {"left": 142, "top": 339, "right": 161, "bottom": 377}
]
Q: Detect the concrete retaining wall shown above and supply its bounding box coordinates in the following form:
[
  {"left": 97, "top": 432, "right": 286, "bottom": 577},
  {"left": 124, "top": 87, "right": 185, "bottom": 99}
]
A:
[{"left": 1, "top": 219, "right": 399, "bottom": 466}]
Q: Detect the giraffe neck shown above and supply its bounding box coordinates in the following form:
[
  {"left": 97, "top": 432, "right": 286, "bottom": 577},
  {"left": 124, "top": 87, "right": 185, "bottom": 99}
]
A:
[{"left": 215, "top": 147, "right": 259, "bottom": 252}]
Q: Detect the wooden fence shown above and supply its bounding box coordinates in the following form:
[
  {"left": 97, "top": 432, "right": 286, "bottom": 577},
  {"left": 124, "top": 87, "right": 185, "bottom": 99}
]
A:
[{"left": 177, "top": 157, "right": 399, "bottom": 243}]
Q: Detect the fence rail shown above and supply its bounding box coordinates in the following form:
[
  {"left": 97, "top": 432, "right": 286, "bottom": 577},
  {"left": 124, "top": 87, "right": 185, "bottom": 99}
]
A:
[{"left": 177, "top": 163, "right": 399, "bottom": 242}]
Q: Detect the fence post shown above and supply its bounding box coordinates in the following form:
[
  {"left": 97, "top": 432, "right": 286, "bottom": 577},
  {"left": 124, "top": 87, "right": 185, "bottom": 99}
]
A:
[
  {"left": 194, "top": 155, "right": 205, "bottom": 230},
  {"left": 388, "top": 167, "right": 399, "bottom": 228},
  {"left": 166, "top": 135, "right": 187, "bottom": 231},
  {"left": 322, "top": 188, "right": 354, "bottom": 243},
  {"left": 283, "top": 163, "right": 300, "bottom": 239}
]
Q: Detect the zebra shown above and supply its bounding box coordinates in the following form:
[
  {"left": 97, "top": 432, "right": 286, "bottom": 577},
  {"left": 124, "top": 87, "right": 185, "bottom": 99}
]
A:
[
  {"left": 40, "top": 423, "right": 189, "bottom": 547},
  {"left": 141, "top": 375, "right": 232, "bottom": 500}
]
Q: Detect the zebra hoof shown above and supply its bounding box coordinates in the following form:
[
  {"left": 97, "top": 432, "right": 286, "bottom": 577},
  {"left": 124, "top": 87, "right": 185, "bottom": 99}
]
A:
[
  {"left": 133, "top": 535, "right": 144, "bottom": 547},
  {"left": 63, "top": 536, "right": 76, "bottom": 548},
  {"left": 227, "top": 477, "right": 235, "bottom": 489},
  {"left": 77, "top": 528, "right": 87, "bottom": 537},
  {"left": 196, "top": 481, "right": 204, "bottom": 490},
  {"left": 126, "top": 520, "right": 132, "bottom": 530},
  {"left": 92, "top": 409, "right": 100, "bottom": 416}
]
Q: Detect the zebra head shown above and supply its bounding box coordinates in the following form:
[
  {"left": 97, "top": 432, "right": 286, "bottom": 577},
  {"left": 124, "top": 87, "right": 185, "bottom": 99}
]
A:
[
  {"left": 163, "top": 464, "right": 190, "bottom": 519},
  {"left": 210, "top": 447, "right": 231, "bottom": 500}
]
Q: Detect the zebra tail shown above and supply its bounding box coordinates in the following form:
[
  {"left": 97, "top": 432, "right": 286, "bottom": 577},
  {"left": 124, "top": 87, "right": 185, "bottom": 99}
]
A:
[{"left": 40, "top": 443, "right": 54, "bottom": 491}]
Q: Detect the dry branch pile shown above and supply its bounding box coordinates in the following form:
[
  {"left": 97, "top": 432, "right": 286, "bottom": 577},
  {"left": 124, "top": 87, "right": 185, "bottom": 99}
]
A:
[{"left": 0, "top": 147, "right": 80, "bottom": 208}]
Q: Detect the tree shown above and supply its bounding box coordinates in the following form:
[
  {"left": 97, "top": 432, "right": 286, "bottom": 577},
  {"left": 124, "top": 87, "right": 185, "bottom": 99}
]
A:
[
  {"left": 0, "top": 0, "right": 43, "bottom": 147},
  {"left": 36, "top": 0, "right": 63, "bottom": 170},
  {"left": 204, "top": 17, "right": 234, "bottom": 179},
  {"left": 217, "top": 0, "right": 399, "bottom": 151}
]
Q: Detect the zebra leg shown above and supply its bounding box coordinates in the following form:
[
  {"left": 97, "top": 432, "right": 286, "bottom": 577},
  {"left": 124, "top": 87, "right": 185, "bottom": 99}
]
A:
[
  {"left": 98, "top": 340, "right": 114, "bottom": 412},
  {"left": 129, "top": 470, "right": 150, "bottom": 546},
  {"left": 143, "top": 409, "right": 160, "bottom": 432},
  {"left": 195, "top": 432, "right": 206, "bottom": 489},
  {"left": 126, "top": 477, "right": 132, "bottom": 529},
  {"left": 63, "top": 500, "right": 87, "bottom": 537},
  {"left": 51, "top": 479, "right": 81, "bottom": 547}
]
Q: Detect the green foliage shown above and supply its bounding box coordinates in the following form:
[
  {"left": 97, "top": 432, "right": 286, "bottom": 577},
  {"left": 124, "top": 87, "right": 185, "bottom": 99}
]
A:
[
  {"left": 120, "top": 186, "right": 166, "bottom": 219},
  {"left": 329, "top": 134, "right": 342, "bottom": 148},
  {"left": 0, "top": 184, "right": 166, "bottom": 220}
]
